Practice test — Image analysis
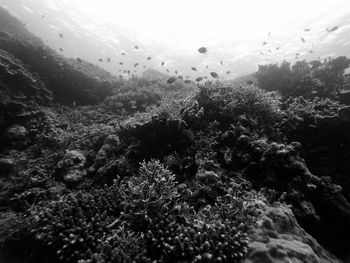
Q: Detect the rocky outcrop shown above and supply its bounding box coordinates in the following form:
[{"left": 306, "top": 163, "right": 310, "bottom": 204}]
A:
[
  {"left": 0, "top": 6, "right": 114, "bottom": 105},
  {"left": 244, "top": 201, "right": 340, "bottom": 263}
]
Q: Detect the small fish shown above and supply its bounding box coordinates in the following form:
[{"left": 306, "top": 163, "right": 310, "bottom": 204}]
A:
[
  {"left": 147, "top": 57, "right": 151, "bottom": 60},
  {"left": 260, "top": 51, "right": 264, "bottom": 55},
  {"left": 186, "top": 76, "right": 190, "bottom": 79},
  {"left": 99, "top": 58, "right": 103, "bottom": 62},
  {"left": 59, "top": 33, "right": 63, "bottom": 38},
  {"left": 206, "top": 65, "right": 209, "bottom": 68},
  {"left": 327, "top": 26, "right": 339, "bottom": 32},
  {"left": 161, "top": 61, "right": 165, "bottom": 66},
  {"left": 175, "top": 70, "right": 178, "bottom": 74},
  {"left": 262, "top": 41, "right": 267, "bottom": 45},
  {"left": 123, "top": 70, "right": 127, "bottom": 73},
  {"left": 134, "top": 45, "right": 139, "bottom": 49},
  {"left": 204, "top": 76, "right": 208, "bottom": 79},
  {"left": 296, "top": 52, "right": 300, "bottom": 56},
  {"left": 76, "top": 57, "right": 82, "bottom": 63},
  {"left": 184, "top": 80, "right": 192, "bottom": 84},
  {"left": 191, "top": 67, "right": 197, "bottom": 71},
  {"left": 119, "top": 62, "right": 123, "bottom": 65},
  {"left": 210, "top": 72, "right": 219, "bottom": 78},
  {"left": 178, "top": 76, "right": 183, "bottom": 80},
  {"left": 301, "top": 37, "right": 306, "bottom": 43},
  {"left": 59, "top": 48, "right": 63, "bottom": 52},
  {"left": 127, "top": 70, "right": 131, "bottom": 74},
  {"left": 198, "top": 47, "right": 208, "bottom": 54},
  {"left": 309, "top": 50, "right": 314, "bottom": 53},
  {"left": 167, "top": 77, "right": 177, "bottom": 84},
  {"left": 226, "top": 71, "right": 231, "bottom": 74},
  {"left": 134, "top": 63, "right": 139, "bottom": 67},
  {"left": 268, "top": 32, "right": 271, "bottom": 36},
  {"left": 304, "top": 28, "right": 311, "bottom": 32},
  {"left": 195, "top": 77, "right": 203, "bottom": 82},
  {"left": 119, "top": 75, "right": 123, "bottom": 78},
  {"left": 268, "top": 49, "right": 271, "bottom": 52},
  {"left": 183, "top": 129, "right": 195, "bottom": 140},
  {"left": 107, "top": 57, "right": 111, "bottom": 63},
  {"left": 276, "top": 47, "right": 280, "bottom": 50},
  {"left": 166, "top": 69, "right": 170, "bottom": 72},
  {"left": 121, "top": 52, "right": 125, "bottom": 55},
  {"left": 220, "top": 60, "right": 223, "bottom": 66},
  {"left": 42, "top": 15, "right": 45, "bottom": 19},
  {"left": 143, "top": 65, "right": 146, "bottom": 68}
]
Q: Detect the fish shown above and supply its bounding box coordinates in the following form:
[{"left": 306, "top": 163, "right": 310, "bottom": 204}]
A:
[
  {"left": 301, "top": 37, "right": 306, "bottom": 43},
  {"left": 143, "top": 66, "right": 146, "bottom": 68},
  {"left": 309, "top": 50, "right": 314, "bottom": 53},
  {"left": 119, "top": 62, "right": 123, "bottom": 65},
  {"left": 59, "top": 48, "right": 63, "bottom": 52},
  {"left": 327, "top": 26, "right": 339, "bottom": 32},
  {"left": 268, "top": 50, "right": 271, "bottom": 52},
  {"left": 123, "top": 70, "right": 127, "bottom": 73},
  {"left": 42, "top": 15, "right": 45, "bottom": 19},
  {"left": 210, "top": 72, "right": 219, "bottom": 78},
  {"left": 195, "top": 77, "right": 203, "bottom": 82},
  {"left": 166, "top": 69, "right": 170, "bottom": 72},
  {"left": 268, "top": 32, "right": 271, "bottom": 36},
  {"left": 76, "top": 58, "right": 82, "bottom": 63},
  {"left": 220, "top": 60, "right": 223, "bottom": 66},
  {"left": 191, "top": 67, "right": 197, "bottom": 71},
  {"left": 206, "top": 65, "right": 209, "bottom": 68},
  {"left": 59, "top": 33, "right": 63, "bottom": 38},
  {"left": 107, "top": 57, "right": 111, "bottom": 63},
  {"left": 175, "top": 70, "right": 178, "bottom": 74},
  {"left": 121, "top": 52, "right": 125, "bottom": 55},
  {"left": 161, "top": 61, "right": 165, "bottom": 66},
  {"left": 147, "top": 57, "right": 151, "bottom": 60},
  {"left": 178, "top": 76, "right": 183, "bottom": 80},
  {"left": 295, "top": 53, "right": 300, "bottom": 56},
  {"left": 226, "top": 71, "right": 231, "bottom": 74},
  {"left": 167, "top": 77, "right": 177, "bottom": 84},
  {"left": 134, "top": 45, "right": 139, "bottom": 49},
  {"left": 184, "top": 80, "right": 192, "bottom": 84},
  {"left": 304, "top": 28, "right": 311, "bottom": 32},
  {"left": 276, "top": 47, "right": 280, "bottom": 50},
  {"left": 262, "top": 41, "right": 267, "bottom": 45},
  {"left": 186, "top": 76, "right": 190, "bottom": 79},
  {"left": 204, "top": 76, "right": 208, "bottom": 79},
  {"left": 198, "top": 47, "right": 208, "bottom": 54},
  {"left": 99, "top": 59, "right": 103, "bottom": 62},
  {"left": 134, "top": 63, "right": 139, "bottom": 67},
  {"left": 260, "top": 51, "right": 264, "bottom": 55}
]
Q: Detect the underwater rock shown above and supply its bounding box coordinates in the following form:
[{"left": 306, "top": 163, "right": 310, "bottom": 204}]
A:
[
  {"left": 244, "top": 202, "right": 341, "bottom": 263},
  {"left": 57, "top": 150, "right": 87, "bottom": 185}
]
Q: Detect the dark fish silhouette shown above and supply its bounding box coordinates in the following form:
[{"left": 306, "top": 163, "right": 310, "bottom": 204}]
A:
[
  {"left": 119, "top": 62, "right": 123, "bottom": 65},
  {"left": 99, "top": 59, "right": 103, "bottom": 62},
  {"left": 76, "top": 58, "right": 82, "bottom": 63},
  {"left": 210, "top": 72, "right": 219, "bottom": 78},
  {"left": 134, "top": 45, "right": 139, "bottom": 49},
  {"left": 268, "top": 32, "right": 271, "bottom": 36},
  {"left": 226, "top": 71, "right": 231, "bottom": 74},
  {"left": 166, "top": 69, "right": 170, "bottom": 72},
  {"left": 178, "top": 76, "right": 183, "bottom": 80},
  {"left": 262, "top": 41, "right": 267, "bottom": 45},
  {"left": 167, "top": 77, "right": 177, "bottom": 84},
  {"left": 220, "top": 60, "right": 223, "bottom": 66},
  {"left": 301, "top": 38, "right": 306, "bottom": 43},
  {"left": 134, "top": 63, "right": 139, "bottom": 67},
  {"left": 195, "top": 77, "right": 203, "bottom": 82},
  {"left": 268, "top": 50, "right": 271, "bottom": 52},
  {"left": 107, "top": 57, "right": 111, "bottom": 63},
  {"left": 327, "top": 26, "right": 339, "bottom": 32},
  {"left": 59, "top": 48, "right": 63, "bottom": 52},
  {"left": 161, "top": 61, "right": 165, "bottom": 66},
  {"left": 309, "top": 50, "right": 314, "bottom": 53},
  {"left": 59, "top": 33, "right": 63, "bottom": 38},
  {"left": 191, "top": 67, "right": 197, "bottom": 71},
  {"left": 184, "top": 80, "right": 192, "bottom": 84},
  {"left": 143, "top": 66, "right": 146, "bottom": 68},
  {"left": 276, "top": 47, "right": 280, "bottom": 50},
  {"left": 121, "top": 52, "right": 125, "bottom": 55},
  {"left": 42, "top": 15, "right": 45, "bottom": 19},
  {"left": 198, "top": 47, "right": 208, "bottom": 54},
  {"left": 186, "top": 76, "right": 190, "bottom": 79},
  {"left": 147, "top": 57, "right": 151, "bottom": 60},
  {"left": 304, "top": 28, "right": 311, "bottom": 32},
  {"left": 175, "top": 70, "right": 178, "bottom": 74},
  {"left": 260, "top": 51, "right": 264, "bottom": 55},
  {"left": 204, "top": 76, "right": 208, "bottom": 79},
  {"left": 296, "top": 52, "right": 300, "bottom": 56},
  {"left": 206, "top": 65, "right": 209, "bottom": 69}
]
